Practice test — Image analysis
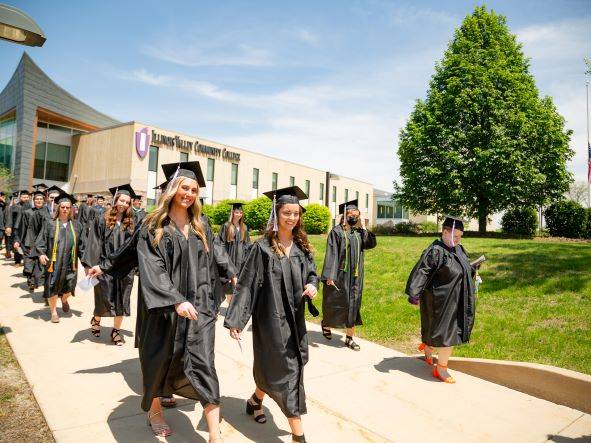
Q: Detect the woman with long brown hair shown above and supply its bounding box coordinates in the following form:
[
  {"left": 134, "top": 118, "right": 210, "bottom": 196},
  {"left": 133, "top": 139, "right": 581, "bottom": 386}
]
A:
[
  {"left": 225, "top": 186, "right": 319, "bottom": 443},
  {"left": 82, "top": 184, "right": 136, "bottom": 346},
  {"left": 215, "top": 201, "right": 250, "bottom": 306},
  {"left": 88, "top": 162, "right": 222, "bottom": 441},
  {"left": 34, "top": 192, "right": 85, "bottom": 324}
]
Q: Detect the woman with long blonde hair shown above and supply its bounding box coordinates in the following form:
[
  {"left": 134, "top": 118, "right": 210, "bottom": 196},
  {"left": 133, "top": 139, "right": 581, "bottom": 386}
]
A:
[
  {"left": 82, "top": 184, "right": 136, "bottom": 346},
  {"left": 88, "top": 162, "right": 222, "bottom": 441},
  {"left": 214, "top": 201, "right": 249, "bottom": 306},
  {"left": 225, "top": 186, "right": 319, "bottom": 443}
]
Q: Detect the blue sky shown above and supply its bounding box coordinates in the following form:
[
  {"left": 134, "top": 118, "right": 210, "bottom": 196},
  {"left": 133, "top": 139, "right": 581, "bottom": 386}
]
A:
[{"left": 2, "top": 0, "right": 590, "bottom": 191}]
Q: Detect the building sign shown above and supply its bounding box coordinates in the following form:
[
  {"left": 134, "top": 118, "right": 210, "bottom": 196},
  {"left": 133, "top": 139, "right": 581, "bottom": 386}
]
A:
[
  {"left": 135, "top": 127, "right": 151, "bottom": 159},
  {"left": 151, "top": 129, "right": 240, "bottom": 162}
]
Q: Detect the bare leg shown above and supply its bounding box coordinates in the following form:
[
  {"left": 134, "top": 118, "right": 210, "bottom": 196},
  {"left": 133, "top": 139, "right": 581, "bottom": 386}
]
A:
[
  {"left": 61, "top": 292, "right": 71, "bottom": 305},
  {"left": 226, "top": 293, "right": 233, "bottom": 306},
  {"left": 113, "top": 316, "right": 123, "bottom": 330},
  {"left": 204, "top": 403, "right": 221, "bottom": 441},
  {"left": 148, "top": 396, "right": 172, "bottom": 436},
  {"left": 48, "top": 295, "right": 58, "bottom": 316},
  {"left": 436, "top": 346, "right": 454, "bottom": 378},
  {"left": 346, "top": 326, "right": 355, "bottom": 337},
  {"left": 288, "top": 416, "right": 304, "bottom": 440},
  {"left": 247, "top": 387, "right": 267, "bottom": 421}
]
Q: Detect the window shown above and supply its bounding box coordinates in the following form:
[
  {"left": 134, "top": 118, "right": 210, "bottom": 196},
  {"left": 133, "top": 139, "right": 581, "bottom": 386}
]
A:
[
  {"left": 332, "top": 186, "right": 337, "bottom": 203},
  {"left": 179, "top": 151, "right": 189, "bottom": 163},
  {"left": 34, "top": 142, "right": 70, "bottom": 181},
  {"left": 304, "top": 180, "right": 310, "bottom": 197},
  {"left": 319, "top": 183, "right": 325, "bottom": 200},
  {"left": 0, "top": 116, "right": 16, "bottom": 170},
  {"left": 148, "top": 146, "right": 159, "bottom": 172},
  {"left": 289, "top": 176, "right": 295, "bottom": 186},
  {"left": 207, "top": 158, "right": 215, "bottom": 181},
  {"left": 252, "top": 168, "right": 259, "bottom": 189},
  {"left": 365, "top": 193, "right": 369, "bottom": 209},
  {"left": 344, "top": 188, "right": 349, "bottom": 202},
  {"left": 356, "top": 191, "right": 359, "bottom": 202},
  {"left": 231, "top": 163, "right": 238, "bottom": 186},
  {"left": 272, "top": 172, "right": 278, "bottom": 190}
]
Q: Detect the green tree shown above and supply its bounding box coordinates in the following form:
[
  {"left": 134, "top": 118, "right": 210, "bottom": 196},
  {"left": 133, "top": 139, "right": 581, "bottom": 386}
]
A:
[
  {"left": 243, "top": 196, "right": 273, "bottom": 231},
  {"left": 302, "top": 203, "right": 331, "bottom": 234},
  {"left": 0, "top": 166, "right": 13, "bottom": 194},
  {"left": 395, "top": 6, "right": 573, "bottom": 232}
]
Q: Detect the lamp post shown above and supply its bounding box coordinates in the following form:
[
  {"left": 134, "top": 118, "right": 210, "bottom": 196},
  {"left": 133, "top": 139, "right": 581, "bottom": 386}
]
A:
[{"left": 0, "top": 4, "right": 45, "bottom": 47}]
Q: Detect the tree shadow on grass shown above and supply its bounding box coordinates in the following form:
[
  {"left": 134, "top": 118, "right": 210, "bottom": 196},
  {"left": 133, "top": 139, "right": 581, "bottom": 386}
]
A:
[{"left": 373, "top": 356, "right": 439, "bottom": 382}]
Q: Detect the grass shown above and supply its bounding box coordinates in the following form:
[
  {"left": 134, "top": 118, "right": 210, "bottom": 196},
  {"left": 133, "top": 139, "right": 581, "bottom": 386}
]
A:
[
  {"left": 305, "top": 235, "right": 591, "bottom": 375},
  {"left": 0, "top": 326, "right": 54, "bottom": 443}
]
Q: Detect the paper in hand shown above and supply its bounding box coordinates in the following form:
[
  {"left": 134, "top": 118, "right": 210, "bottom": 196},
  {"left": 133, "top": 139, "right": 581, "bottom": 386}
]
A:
[
  {"left": 77, "top": 276, "right": 99, "bottom": 291},
  {"left": 470, "top": 255, "right": 486, "bottom": 268}
]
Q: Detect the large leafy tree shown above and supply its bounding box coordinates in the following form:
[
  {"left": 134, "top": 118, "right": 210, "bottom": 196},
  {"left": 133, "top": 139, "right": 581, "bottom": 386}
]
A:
[{"left": 395, "top": 6, "right": 573, "bottom": 232}]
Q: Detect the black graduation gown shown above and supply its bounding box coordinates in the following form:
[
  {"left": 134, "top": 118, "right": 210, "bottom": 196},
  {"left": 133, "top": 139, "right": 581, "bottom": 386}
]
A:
[
  {"left": 0, "top": 201, "right": 5, "bottom": 240},
  {"left": 405, "top": 239, "right": 477, "bottom": 348},
  {"left": 23, "top": 207, "right": 52, "bottom": 286},
  {"left": 34, "top": 220, "right": 85, "bottom": 298},
  {"left": 101, "top": 223, "right": 220, "bottom": 411},
  {"left": 215, "top": 223, "right": 251, "bottom": 294},
  {"left": 132, "top": 208, "right": 146, "bottom": 226},
  {"left": 224, "top": 239, "right": 319, "bottom": 417},
  {"left": 82, "top": 217, "right": 135, "bottom": 317},
  {"left": 321, "top": 225, "right": 377, "bottom": 328},
  {"left": 14, "top": 207, "right": 42, "bottom": 283}
]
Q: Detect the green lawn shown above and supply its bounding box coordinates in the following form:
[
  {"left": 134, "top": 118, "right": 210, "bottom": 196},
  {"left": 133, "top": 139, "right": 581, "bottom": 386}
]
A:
[{"left": 305, "top": 235, "right": 591, "bottom": 375}]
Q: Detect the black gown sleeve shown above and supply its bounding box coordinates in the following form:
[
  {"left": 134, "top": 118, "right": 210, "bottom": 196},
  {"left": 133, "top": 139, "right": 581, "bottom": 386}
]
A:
[
  {"left": 213, "top": 224, "right": 238, "bottom": 279},
  {"left": 34, "top": 221, "right": 51, "bottom": 257},
  {"left": 99, "top": 224, "right": 141, "bottom": 277},
  {"left": 405, "top": 246, "right": 442, "bottom": 302},
  {"left": 360, "top": 228, "right": 377, "bottom": 250},
  {"left": 81, "top": 217, "right": 104, "bottom": 268},
  {"left": 224, "top": 243, "right": 264, "bottom": 331},
  {"left": 137, "top": 230, "right": 186, "bottom": 310},
  {"left": 320, "top": 228, "right": 340, "bottom": 282}
]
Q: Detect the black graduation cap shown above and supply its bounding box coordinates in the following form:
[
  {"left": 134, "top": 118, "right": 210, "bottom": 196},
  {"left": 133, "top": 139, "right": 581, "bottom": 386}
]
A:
[
  {"left": 55, "top": 192, "right": 77, "bottom": 205},
  {"left": 32, "top": 190, "right": 46, "bottom": 198},
  {"left": 32, "top": 183, "right": 48, "bottom": 191},
  {"left": 19, "top": 189, "right": 30, "bottom": 195},
  {"left": 338, "top": 199, "right": 359, "bottom": 215},
  {"left": 86, "top": 193, "right": 94, "bottom": 198},
  {"left": 161, "top": 161, "right": 206, "bottom": 188},
  {"left": 46, "top": 185, "right": 63, "bottom": 195},
  {"left": 199, "top": 197, "right": 206, "bottom": 205},
  {"left": 0, "top": 191, "right": 4, "bottom": 196},
  {"left": 153, "top": 180, "right": 169, "bottom": 191},
  {"left": 442, "top": 215, "right": 465, "bottom": 232},
  {"left": 11, "top": 191, "right": 19, "bottom": 198},
  {"left": 95, "top": 194, "right": 105, "bottom": 200},
  {"left": 108, "top": 184, "right": 136, "bottom": 198},
  {"left": 263, "top": 186, "right": 308, "bottom": 231},
  {"left": 229, "top": 201, "right": 244, "bottom": 211}
]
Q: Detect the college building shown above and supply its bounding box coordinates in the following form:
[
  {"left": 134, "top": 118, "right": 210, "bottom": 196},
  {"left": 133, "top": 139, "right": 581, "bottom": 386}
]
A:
[{"left": 0, "top": 53, "right": 412, "bottom": 226}]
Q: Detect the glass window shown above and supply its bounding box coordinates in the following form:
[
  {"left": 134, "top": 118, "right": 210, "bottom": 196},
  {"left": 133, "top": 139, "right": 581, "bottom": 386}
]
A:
[
  {"left": 289, "top": 176, "right": 295, "bottom": 186},
  {"left": 319, "top": 183, "right": 324, "bottom": 200},
  {"left": 231, "top": 163, "right": 238, "bottom": 186},
  {"left": 179, "top": 151, "right": 189, "bottom": 163},
  {"left": 272, "top": 172, "right": 278, "bottom": 190},
  {"left": 356, "top": 191, "right": 359, "bottom": 202},
  {"left": 365, "top": 193, "right": 369, "bottom": 208},
  {"left": 148, "top": 146, "right": 158, "bottom": 172},
  {"left": 207, "top": 158, "right": 215, "bottom": 181},
  {"left": 304, "top": 180, "right": 310, "bottom": 197},
  {"left": 33, "top": 142, "right": 45, "bottom": 179},
  {"left": 34, "top": 142, "right": 70, "bottom": 181},
  {"left": 332, "top": 186, "right": 337, "bottom": 203},
  {"left": 345, "top": 188, "right": 349, "bottom": 202},
  {"left": 252, "top": 168, "right": 259, "bottom": 189},
  {"left": 0, "top": 116, "right": 16, "bottom": 170},
  {"left": 47, "top": 123, "right": 72, "bottom": 133}
]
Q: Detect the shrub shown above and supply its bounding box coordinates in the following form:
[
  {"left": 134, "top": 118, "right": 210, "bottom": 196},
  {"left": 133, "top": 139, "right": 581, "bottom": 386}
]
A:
[
  {"left": 544, "top": 200, "right": 587, "bottom": 238},
  {"left": 394, "top": 221, "right": 420, "bottom": 234},
  {"left": 371, "top": 221, "right": 396, "bottom": 235},
  {"left": 201, "top": 203, "right": 215, "bottom": 221},
  {"left": 501, "top": 207, "right": 538, "bottom": 238},
  {"left": 210, "top": 224, "right": 221, "bottom": 235},
  {"left": 418, "top": 221, "right": 439, "bottom": 233},
  {"left": 211, "top": 199, "right": 246, "bottom": 226},
  {"left": 243, "top": 196, "right": 273, "bottom": 231},
  {"left": 585, "top": 208, "right": 591, "bottom": 239},
  {"left": 302, "top": 204, "right": 331, "bottom": 234}
]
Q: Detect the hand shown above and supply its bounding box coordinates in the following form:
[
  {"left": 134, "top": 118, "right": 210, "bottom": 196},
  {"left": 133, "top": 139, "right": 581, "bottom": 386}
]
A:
[
  {"left": 87, "top": 265, "right": 103, "bottom": 278},
  {"left": 231, "top": 276, "right": 238, "bottom": 287},
  {"left": 303, "top": 284, "right": 317, "bottom": 300},
  {"left": 230, "top": 328, "right": 241, "bottom": 340},
  {"left": 327, "top": 279, "right": 335, "bottom": 286},
  {"left": 175, "top": 301, "right": 198, "bottom": 320},
  {"left": 408, "top": 296, "right": 419, "bottom": 306},
  {"left": 39, "top": 255, "right": 48, "bottom": 266},
  {"left": 5, "top": 228, "right": 11, "bottom": 236},
  {"left": 13, "top": 241, "right": 20, "bottom": 249}
]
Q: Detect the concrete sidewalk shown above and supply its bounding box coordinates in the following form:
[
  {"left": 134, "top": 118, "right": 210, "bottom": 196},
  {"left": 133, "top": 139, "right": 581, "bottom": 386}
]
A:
[{"left": 0, "top": 258, "right": 589, "bottom": 442}]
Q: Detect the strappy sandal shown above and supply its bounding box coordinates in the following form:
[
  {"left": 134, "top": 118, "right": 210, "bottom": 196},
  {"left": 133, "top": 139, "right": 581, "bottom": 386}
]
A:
[
  {"left": 160, "top": 396, "right": 177, "bottom": 408},
  {"left": 433, "top": 364, "right": 456, "bottom": 384},
  {"left": 292, "top": 434, "right": 307, "bottom": 442},
  {"left": 90, "top": 317, "right": 100, "bottom": 337},
  {"left": 147, "top": 411, "right": 172, "bottom": 437},
  {"left": 245, "top": 393, "right": 266, "bottom": 424},
  {"left": 321, "top": 321, "right": 332, "bottom": 340},
  {"left": 111, "top": 328, "right": 125, "bottom": 346},
  {"left": 418, "top": 342, "right": 434, "bottom": 366},
  {"left": 345, "top": 335, "right": 360, "bottom": 351},
  {"left": 61, "top": 300, "right": 70, "bottom": 313}
]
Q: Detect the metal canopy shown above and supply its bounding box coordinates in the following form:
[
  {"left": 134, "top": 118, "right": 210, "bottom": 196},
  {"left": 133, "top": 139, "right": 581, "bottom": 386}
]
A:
[{"left": 0, "top": 4, "right": 45, "bottom": 47}]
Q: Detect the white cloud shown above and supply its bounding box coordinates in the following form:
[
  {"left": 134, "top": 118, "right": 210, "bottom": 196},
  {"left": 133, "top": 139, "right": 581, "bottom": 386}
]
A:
[{"left": 294, "top": 28, "right": 319, "bottom": 44}]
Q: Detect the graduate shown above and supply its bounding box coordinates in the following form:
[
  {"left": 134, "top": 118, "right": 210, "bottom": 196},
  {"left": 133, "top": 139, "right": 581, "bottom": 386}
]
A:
[
  {"left": 131, "top": 194, "right": 146, "bottom": 225},
  {"left": 82, "top": 184, "right": 137, "bottom": 346},
  {"left": 88, "top": 161, "right": 222, "bottom": 440},
  {"left": 77, "top": 194, "right": 95, "bottom": 232},
  {"left": 214, "top": 201, "right": 250, "bottom": 305},
  {"left": 5, "top": 190, "right": 31, "bottom": 266},
  {"left": 320, "top": 199, "right": 376, "bottom": 351},
  {"left": 0, "top": 192, "right": 6, "bottom": 255},
  {"left": 225, "top": 186, "right": 319, "bottom": 443},
  {"left": 405, "top": 215, "right": 478, "bottom": 384},
  {"left": 34, "top": 192, "right": 85, "bottom": 324},
  {"left": 13, "top": 190, "right": 47, "bottom": 291}
]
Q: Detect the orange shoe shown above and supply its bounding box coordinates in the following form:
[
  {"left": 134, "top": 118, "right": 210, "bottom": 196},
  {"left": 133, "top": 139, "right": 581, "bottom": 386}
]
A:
[
  {"left": 433, "top": 364, "right": 456, "bottom": 384},
  {"left": 418, "top": 343, "right": 434, "bottom": 366}
]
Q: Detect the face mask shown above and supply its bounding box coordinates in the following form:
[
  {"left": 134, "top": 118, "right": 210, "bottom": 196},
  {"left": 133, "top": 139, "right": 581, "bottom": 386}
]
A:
[{"left": 347, "top": 216, "right": 358, "bottom": 226}]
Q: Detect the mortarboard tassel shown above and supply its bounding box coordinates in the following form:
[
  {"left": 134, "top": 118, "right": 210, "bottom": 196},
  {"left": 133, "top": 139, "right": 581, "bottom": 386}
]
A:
[
  {"left": 267, "top": 194, "right": 278, "bottom": 232},
  {"left": 112, "top": 187, "right": 119, "bottom": 206},
  {"left": 451, "top": 219, "right": 456, "bottom": 247}
]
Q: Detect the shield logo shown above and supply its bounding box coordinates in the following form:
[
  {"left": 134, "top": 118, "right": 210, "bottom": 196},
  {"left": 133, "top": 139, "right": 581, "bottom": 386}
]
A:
[{"left": 135, "top": 127, "right": 151, "bottom": 159}]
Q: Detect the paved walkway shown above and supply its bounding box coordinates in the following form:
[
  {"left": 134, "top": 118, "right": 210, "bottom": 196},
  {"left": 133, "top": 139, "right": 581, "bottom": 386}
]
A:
[{"left": 0, "top": 258, "right": 590, "bottom": 442}]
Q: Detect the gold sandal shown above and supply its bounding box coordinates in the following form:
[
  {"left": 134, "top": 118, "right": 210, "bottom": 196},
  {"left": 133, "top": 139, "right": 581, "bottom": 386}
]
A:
[{"left": 147, "top": 411, "right": 172, "bottom": 437}]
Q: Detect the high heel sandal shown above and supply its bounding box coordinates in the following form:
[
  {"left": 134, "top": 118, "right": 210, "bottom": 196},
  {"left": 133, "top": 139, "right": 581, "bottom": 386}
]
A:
[
  {"left": 147, "top": 411, "right": 172, "bottom": 437},
  {"left": 90, "top": 317, "right": 100, "bottom": 337},
  {"left": 110, "top": 328, "right": 125, "bottom": 346},
  {"left": 418, "top": 343, "right": 434, "bottom": 365},
  {"left": 245, "top": 393, "right": 267, "bottom": 424},
  {"left": 433, "top": 363, "right": 456, "bottom": 384},
  {"left": 292, "top": 433, "right": 306, "bottom": 442},
  {"left": 321, "top": 321, "right": 332, "bottom": 340},
  {"left": 345, "top": 335, "right": 360, "bottom": 351}
]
